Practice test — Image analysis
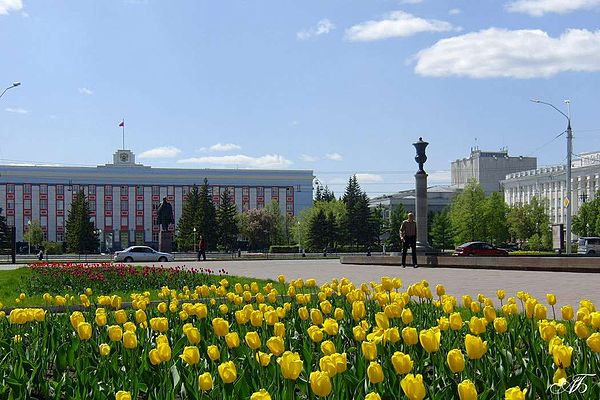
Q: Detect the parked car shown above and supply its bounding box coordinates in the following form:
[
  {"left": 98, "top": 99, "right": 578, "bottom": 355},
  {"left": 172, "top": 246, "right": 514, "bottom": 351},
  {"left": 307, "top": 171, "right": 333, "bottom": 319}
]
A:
[
  {"left": 113, "top": 246, "right": 174, "bottom": 263},
  {"left": 577, "top": 237, "right": 600, "bottom": 255},
  {"left": 454, "top": 242, "right": 509, "bottom": 256}
]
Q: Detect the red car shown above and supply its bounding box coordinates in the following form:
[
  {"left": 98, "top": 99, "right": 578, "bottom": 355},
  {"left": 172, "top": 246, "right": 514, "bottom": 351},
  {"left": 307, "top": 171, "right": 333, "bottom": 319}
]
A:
[{"left": 454, "top": 242, "right": 509, "bottom": 256}]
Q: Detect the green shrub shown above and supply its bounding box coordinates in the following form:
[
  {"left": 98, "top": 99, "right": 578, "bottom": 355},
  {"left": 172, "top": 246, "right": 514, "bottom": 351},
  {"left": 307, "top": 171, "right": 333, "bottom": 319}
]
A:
[
  {"left": 42, "top": 241, "right": 63, "bottom": 255},
  {"left": 269, "top": 245, "right": 300, "bottom": 253}
]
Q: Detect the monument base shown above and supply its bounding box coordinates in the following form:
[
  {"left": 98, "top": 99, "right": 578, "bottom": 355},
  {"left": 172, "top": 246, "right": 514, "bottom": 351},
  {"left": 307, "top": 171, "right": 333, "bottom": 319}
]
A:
[
  {"left": 416, "top": 241, "right": 435, "bottom": 254},
  {"left": 159, "top": 231, "right": 173, "bottom": 253}
]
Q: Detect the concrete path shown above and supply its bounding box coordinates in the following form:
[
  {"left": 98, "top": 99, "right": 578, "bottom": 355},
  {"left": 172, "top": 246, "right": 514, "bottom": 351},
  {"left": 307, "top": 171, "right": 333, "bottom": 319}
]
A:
[{"left": 3, "top": 259, "right": 599, "bottom": 310}]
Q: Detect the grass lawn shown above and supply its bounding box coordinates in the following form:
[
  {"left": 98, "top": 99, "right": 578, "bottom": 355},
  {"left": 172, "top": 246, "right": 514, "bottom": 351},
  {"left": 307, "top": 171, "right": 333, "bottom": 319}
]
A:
[{"left": 0, "top": 267, "right": 283, "bottom": 308}]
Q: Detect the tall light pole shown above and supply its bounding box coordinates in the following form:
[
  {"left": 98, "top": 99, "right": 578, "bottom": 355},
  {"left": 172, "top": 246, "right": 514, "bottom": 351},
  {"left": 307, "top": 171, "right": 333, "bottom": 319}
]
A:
[
  {"left": 531, "top": 99, "right": 573, "bottom": 254},
  {"left": 193, "top": 227, "right": 197, "bottom": 253},
  {"left": 27, "top": 219, "right": 31, "bottom": 255},
  {"left": 0, "top": 82, "right": 21, "bottom": 100}
]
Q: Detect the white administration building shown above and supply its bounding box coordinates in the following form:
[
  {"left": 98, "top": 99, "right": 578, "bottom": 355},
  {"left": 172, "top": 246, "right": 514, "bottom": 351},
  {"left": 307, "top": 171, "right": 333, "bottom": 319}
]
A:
[{"left": 0, "top": 149, "right": 314, "bottom": 250}]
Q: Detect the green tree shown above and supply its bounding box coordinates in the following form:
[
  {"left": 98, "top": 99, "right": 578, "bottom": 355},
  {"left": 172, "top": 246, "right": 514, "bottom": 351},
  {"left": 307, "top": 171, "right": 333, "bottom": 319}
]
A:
[
  {"left": 572, "top": 193, "right": 600, "bottom": 237},
  {"left": 450, "top": 181, "right": 487, "bottom": 244},
  {"left": 197, "top": 178, "right": 218, "bottom": 250},
  {"left": 507, "top": 196, "right": 552, "bottom": 249},
  {"left": 216, "top": 187, "right": 239, "bottom": 252},
  {"left": 306, "top": 208, "right": 327, "bottom": 251},
  {"left": 430, "top": 209, "right": 454, "bottom": 250},
  {"left": 294, "top": 200, "right": 345, "bottom": 250},
  {"left": 265, "top": 200, "right": 286, "bottom": 246},
  {"left": 385, "top": 204, "right": 407, "bottom": 251},
  {"left": 483, "top": 192, "right": 509, "bottom": 245},
  {"left": 176, "top": 185, "right": 201, "bottom": 251},
  {"left": 239, "top": 208, "right": 276, "bottom": 250},
  {"left": 24, "top": 220, "right": 44, "bottom": 249},
  {"left": 341, "top": 175, "right": 375, "bottom": 250},
  {"left": 0, "top": 207, "right": 12, "bottom": 251},
  {"left": 65, "top": 190, "right": 99, "bottom": 253}
]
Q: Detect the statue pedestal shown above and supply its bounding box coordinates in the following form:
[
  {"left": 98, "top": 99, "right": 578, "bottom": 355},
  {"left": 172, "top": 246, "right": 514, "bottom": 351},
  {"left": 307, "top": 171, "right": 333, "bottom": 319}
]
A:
[
  {"left": 159, "top": 231, "right": 173, "bottom": 253},
  {"left": 415, "top": 170, "right": 434, "bottom": 253}
]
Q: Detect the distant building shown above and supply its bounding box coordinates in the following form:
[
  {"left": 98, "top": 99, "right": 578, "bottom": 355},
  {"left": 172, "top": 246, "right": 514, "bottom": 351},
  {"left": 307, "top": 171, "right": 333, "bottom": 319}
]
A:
[
  {"left": 502, "top": 151, "right": 600, "bottom": 225},
  {"left": 0, "top": 148, "right": 314, "bottom": 250},
  {"left": 369, "top": 185, "right": 459, "bottom": 219},
  {"left": 451, "top": 148, "right": 537, "bottom": 195}
]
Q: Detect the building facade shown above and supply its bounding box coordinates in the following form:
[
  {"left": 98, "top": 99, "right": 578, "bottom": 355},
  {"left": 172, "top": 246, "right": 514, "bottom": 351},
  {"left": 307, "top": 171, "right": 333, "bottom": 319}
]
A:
[
  {"left": 451, "top": 148, "right": 537, "bottom": 195},
  {"left": 0, "top": 149, "right": 314, "bottom": 250},
  {"left": 502, "top": 152, "right": 600, "bottom": 225},
  {"left": 369, "top": 185, "right": 459, "bottom": 219}
]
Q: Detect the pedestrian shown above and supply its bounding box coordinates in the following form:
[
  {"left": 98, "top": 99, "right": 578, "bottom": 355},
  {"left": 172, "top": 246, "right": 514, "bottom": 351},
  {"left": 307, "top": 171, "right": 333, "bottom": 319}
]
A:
[
  {"left": 37, "top": 248, "right": 44, "bottom": 261},
  {"left": 400, "top": 212, "right": 418, "bottom": 268},
  {"left": 198, "top": 235, "right": 207, "bottom": 261}
]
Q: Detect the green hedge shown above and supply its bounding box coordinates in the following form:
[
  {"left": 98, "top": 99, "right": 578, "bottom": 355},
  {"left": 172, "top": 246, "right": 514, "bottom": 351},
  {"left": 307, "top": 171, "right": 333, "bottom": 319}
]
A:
[{"left": 269, "top": 245, "right": 300, "bottom": 253}]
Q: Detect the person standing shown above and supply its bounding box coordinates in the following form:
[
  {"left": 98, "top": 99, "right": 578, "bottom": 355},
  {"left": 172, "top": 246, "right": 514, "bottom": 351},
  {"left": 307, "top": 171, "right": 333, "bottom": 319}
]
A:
[
  {"left": 198, "top": 235, "right": 207, "bottom": 261},
  {"left": 400, "top": 212, "right": 418, "bottom": 268}
]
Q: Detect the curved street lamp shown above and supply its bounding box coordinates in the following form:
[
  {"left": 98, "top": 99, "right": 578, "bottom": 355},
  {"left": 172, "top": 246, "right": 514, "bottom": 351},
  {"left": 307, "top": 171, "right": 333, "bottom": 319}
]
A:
[
  {"left": 531, "top": 99, "right": 572, "bottom": 254},
  {"left": 0, "top": 82, "right": 21, "bottom": 100}
]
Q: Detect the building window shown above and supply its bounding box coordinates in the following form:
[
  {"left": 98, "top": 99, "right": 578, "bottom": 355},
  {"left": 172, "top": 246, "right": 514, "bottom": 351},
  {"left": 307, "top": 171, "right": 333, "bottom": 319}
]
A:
[
  {"left": 120, "top": 186, "right": 128, "bottom": 196},
  {"left": 72, "top": 184, "right": 80, "bottom": 193},
  {"left": 40, "top": 184, "right": 48, "bottom": 194},
  {"left": 136, "top": 201, "right": 144, "bottom": 211},
  {"left": 24, "top": 184, "right": 31, "bottom": 194},
  {"left": 56, "top": 216, "right": 64, "bottom": 226},
  {"left": 40, "top": 198, "right": 48, "bottom": 210},
  {"left": 7, "top": 184, "right": 15, "bottom": 194},
  {"left": 88, "top": 185, "right": 96, "bottom": 195},
  {"left": 24, "top": 199, "right": 31, "bottom": 209},
  {"left": 105, "top": 185, "right": 112, "bottom": 193},
  {"left": 89, "top": 201, "right": 96, "bottom": 211},
  {"left": 152, "top": 201, "right": 159, "bottom": 211},
  {"left": 257, "top": 187, "right": 264, "bottom": 196},
  {"left": 167, "top": 186, "right": 174, "bottom": 195},
  {"left": 57, "top": 201, "right": 64, "bottom": 211},
  {"left": 136, "top": 186, "right": 144, "bottom": 196},
  {"left": 136, "top": 216, "right": 143, "bottom": 226},
  {"left": 121, "top": 201, "right": 128, "bottom": 211},
  {"left": 41, "top": 216, "right": 48, "bottom": 227},
  {"left": 152, "top": 232, "right": 159, "bottom": 242},
  {"left": 105, "top": 200, "right": 112, "bottom": 210},
  {"left": 56, "top": 185, "right": 64, "bottom": 195},
  {"left": 7, "top": 200, "right": 14, "bottom": 210},
  {"left": 105, "top": 216, "right": 113, "bottom": 227},
  {"left": 152, "top": 186, "right": 160, "bottom": 196},
  {"left": 56, "top": 232, "right": 64, "bottom": 242},
  {"left": 121, "top": 216, "right": 128, "bottom": 227},
  {"left": 7, "top": 215, "right": 14, "bottom": 226}
]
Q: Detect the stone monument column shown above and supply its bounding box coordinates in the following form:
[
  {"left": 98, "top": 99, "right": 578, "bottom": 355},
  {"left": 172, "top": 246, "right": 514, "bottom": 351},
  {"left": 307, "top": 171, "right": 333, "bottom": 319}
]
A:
[
  {"left": 413, "top": 137, "right": 433, "bottom": 252},
  {"left": 156, "top": 197, "right": 174, "bottom": 253}
]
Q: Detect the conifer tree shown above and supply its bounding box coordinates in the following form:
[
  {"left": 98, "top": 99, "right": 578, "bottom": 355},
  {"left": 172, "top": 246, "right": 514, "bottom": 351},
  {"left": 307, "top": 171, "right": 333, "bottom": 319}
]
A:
[
  {"left": 196, "top": 178, "right": 218, "bottom": 250},
  {"left": 65, "top": 190, "right": 99, "bottom": 253},
  {"left": 430, "top": 209, "right": 454, "bottom": 250},
  {"left": 386, "top": 204, "right": 407, "bottom": 251},
  {"left": 177, "top": 185, "right": 201, "bottom": 251},
  {"left": 217, "top": 187, "right": 239, "bottom": 252},
  {"left": 0, "top": 208, "right": 11, "bottom": 251},
  {"left": 307, "top": 208, "right": 327, "bottom": 251}
]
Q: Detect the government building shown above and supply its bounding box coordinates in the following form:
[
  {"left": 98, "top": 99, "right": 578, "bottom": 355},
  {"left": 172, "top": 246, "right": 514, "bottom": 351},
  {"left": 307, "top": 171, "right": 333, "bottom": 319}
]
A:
[{"left": 0, "top": 149, "right": 314, "bottom": 250}]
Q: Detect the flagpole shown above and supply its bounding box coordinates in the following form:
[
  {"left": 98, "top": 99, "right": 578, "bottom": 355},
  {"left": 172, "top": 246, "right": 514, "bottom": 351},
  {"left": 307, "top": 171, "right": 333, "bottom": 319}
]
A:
[{"left": 122, "top": 118, "right": 125, "bottom": 149}]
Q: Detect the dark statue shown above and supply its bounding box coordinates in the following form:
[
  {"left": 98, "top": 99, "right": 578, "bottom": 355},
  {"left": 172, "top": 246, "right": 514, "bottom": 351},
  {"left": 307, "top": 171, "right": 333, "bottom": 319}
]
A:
[
  {"left": 413, "top": 137, "right": 429, "bottom": 173},
  {"left": 156, "top": 197, "right": 174, "bottom": 231}
]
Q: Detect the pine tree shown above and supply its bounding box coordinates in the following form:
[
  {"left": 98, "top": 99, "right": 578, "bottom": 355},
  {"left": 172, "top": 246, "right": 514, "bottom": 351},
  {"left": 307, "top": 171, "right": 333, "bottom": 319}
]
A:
[
  {"left": 217, "top": 187, "right": 239, "bottom": 252},
  {"left": 307, "top": 208, "right": 327, "bottom": 251},
  {"left": 0, "top": 207, "right": 11, "bottom": 251},
  {"left": 196, "top": 178, "right": 218, "bottom": 250},
  {"left": 324, "top": 211, "right": 338, "bottom": 250},
  {"left": 430, "top": 209, "right": 454, "bottom": 250},
  {"left": 177, "top": 185, "right": 201, "bottom": 251},
  {"left": 65, "top": 190, "right": 99, "bottom": 253},
  {"left": 322, "top": 186, "right": 336, "bottom": 202},
  {"left": 342, "top": 175, "right": 362, "bottom": 248},
  {"left": 386, "top": 204, "right": 407, "bottom": 251},
  {"left": 314, "top": 185, "right": 323, "bottom": 203}
]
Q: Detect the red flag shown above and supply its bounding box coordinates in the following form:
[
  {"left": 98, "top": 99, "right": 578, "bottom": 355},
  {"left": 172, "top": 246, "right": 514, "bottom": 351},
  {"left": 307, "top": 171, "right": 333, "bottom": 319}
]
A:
[{"left": 118, "top": 120, "right": 124, "bottom": 127}]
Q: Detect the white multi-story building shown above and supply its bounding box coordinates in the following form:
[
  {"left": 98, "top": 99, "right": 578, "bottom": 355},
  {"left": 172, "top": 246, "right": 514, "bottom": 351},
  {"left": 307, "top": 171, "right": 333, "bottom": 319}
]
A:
[
  {"left": 0, "top": 149, "right": 314, "bottom": 250},
  {"left": 502, "top": 151, "right": 600, "bottom": 225}
]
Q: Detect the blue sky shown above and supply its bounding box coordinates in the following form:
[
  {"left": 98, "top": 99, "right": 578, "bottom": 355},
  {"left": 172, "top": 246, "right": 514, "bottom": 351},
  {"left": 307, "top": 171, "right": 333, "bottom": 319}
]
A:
[{"left": 1, "top": 0, "right": 600, "bottom": 197}]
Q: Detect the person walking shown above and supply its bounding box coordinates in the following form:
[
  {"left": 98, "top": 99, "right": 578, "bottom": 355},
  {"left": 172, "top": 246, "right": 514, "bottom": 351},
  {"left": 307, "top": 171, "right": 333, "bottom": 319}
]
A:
[
  {"left": 400, "top": 212, "right": 418, "bottom": 268},
  {"left": 198, "top": 235, "right": 207, "bottom": 261}
]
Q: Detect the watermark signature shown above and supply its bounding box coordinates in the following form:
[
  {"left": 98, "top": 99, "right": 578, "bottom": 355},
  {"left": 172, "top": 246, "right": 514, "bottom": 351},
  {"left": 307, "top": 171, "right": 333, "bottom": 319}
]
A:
[{"left": 549, "top": 374, "right": 596, "bottom": 395}]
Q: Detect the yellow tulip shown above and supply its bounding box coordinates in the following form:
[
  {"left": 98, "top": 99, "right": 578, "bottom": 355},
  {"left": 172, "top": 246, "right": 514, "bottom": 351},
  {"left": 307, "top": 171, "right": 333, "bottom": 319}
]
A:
[
  {"left": 365, "top": 393, "right": 382, "bottom": 400},
  {"left": 180, "top": 346, "right": 201, "bottom": 365},
  {"left": 320, "top": 340, "right": 336, "bottom": 356},
  {"left": 114, "top": 309, "right": 127, "bottom": 325},
  {"left": 494, "top": 317, "right": 508, "bottom": 334},
  {"left": 224, "top": 332, "right": 240, "bottom": 349},
  {"left": 266, "top": 336, "right": 285, "bottom": 356},
  {"left": 99, "top": 343, "right": 111, "bottom": 357},
  {"left": 352, "top": 301, "right": 366, "bottom": 321},
  {"left": 331, "top": 352, "right": 347, "bottom": 373},
  {"left": 447, "top": 349, "right": 465, "bottom": 373},
  {"left": 496, "top": 289, "right": 506, "bottom": 300},
  {"left": 149, "top": 349, "right": 161, "bottom": 365},
  {"left": 298, "top": 307, "right": 309, "bottom": 321},
  {"left": 391, "top": 351, "right": 413, "bottom": 375},
  {"left": 361, "top": 341, "right": 377, "bottom": 361},
  {"left": 449, "top": 313, "right": 463, "bottom": 330},
  {"left": 212, "top": 317, "right": 229, "bottom": 337},
  {"left": 553, "top": 368, "right": 567, "bottom": 386},
  {"left": 465, "top": 334, "right": 488, "bottom": 360},
  {"left": 538, "top": 320, "right": 556, "bottom": 342},
  {"left": 107, "top": 325, "right": 123, "bottom": 342},
  {"left": 77, "top": 322, "right": 92, "bottom": 341},
  {"left": 307, "top": 325, "right": 324, "bottom": 343},
  {"left": 587, "top": 332, "right": 600, "bottom": 352},
  {"left": 309, "top": 371, "right": 332, "bottom": 398},
  {"left": 149, "top": 317, "right": 168, "bottom": 333},
  {"left": 115, "top": 391, "right": 131, "bottom": 400},
  {"left": 458, "top": 379, "right": 478, "bottom": 400},
  {"left": 157, "top": 343, "right": 172, "bottom": 362},
  {"left": 334, "top": 307, "right": 344, "bottom": 320},
  {"left": 353, "top": 325, "right": 366, "bottom": 342},
  {"left": 274, "top": 322, "right": 285, "bottom": 338},
  {"left": 251, "top": 310, "right": 264, "bottom": 327},
  {"left": 256, "top": 351, "right": 272, "bottom": 367},
  {"left": 504, "top": 386, "right": 527, "bottom": 400},
  {"left": 483, "top": 306, "right": 496, "bottom": 322},
  {"left": 561, "top": 305, "right": 574, "bottom": 320},
  {"left": 323, "top": 318, "right": 339, "bottom": 335},
  {"left": 123, "top": 331, "right": 137, "bottom": 349},
  {"left": 135, "top": 309, "right": 146, "bottom": 324},
  {"left": 319, "top": 355, "right": 337, "bottom": 378},
  {"left": 278, "top": 351, "right": 303, "bottom": 379},
  {"left": 95, "top": 313, "right": 107, "bottom": 327},
  {"left": 310, "top": 308, "right": 324, "bottom": 326},
  {"left": 245, "top": 331, "right": 262, "bottom": 350},
  {"left": 367, "top": 361, "right": 384, "bottom": 384},
  {"left": 218, "top": 361, "right": 237, "bottom": 384},
  {"left": 419, "top": 327, "right": 441, "bottom": 353},
  {"left": 468, "top": 317, "right": 487, "bottom": 335},
  {"left": 198, "top": 372, "right": 213, "bottom": 391},
  {"left": 384, "top": 327, "right": 401, "bottom": 343},
  {"left": 207, "top": 345, "right": 221, "bottom": 361},
  {"left": 402, "top": 327, "right": 418, "bottom": 345},
  {"left": 185, "top": 327, "right": 201, "bottom": 345},
  {"left": 250, "top": 389, "right": 272, "bottom": 400},
  {"left": 534, "top": 304, "right": 548, "bottom": 320},
  {"left": 574, "top": 321, "right": 590, "bottom": 339},
  {"left": 552, "top": 344, "right": 573, "bottom": 369},
  {"left": 70, "top": 311, "right": 85, "bottom": 330},
  {"left": 400, "top": 374, "right": 426, "bottom": 400},
  {"left": 401, "top": 308, "right": 413, "bottom": 324},
  {"left": 546, "top": 293, "right": 557, "bottom": 306}
]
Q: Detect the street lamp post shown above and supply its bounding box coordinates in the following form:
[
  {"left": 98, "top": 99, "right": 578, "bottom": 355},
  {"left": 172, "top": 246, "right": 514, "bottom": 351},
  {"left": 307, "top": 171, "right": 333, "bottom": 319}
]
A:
[
  {"left": 27, "top": 220, "right": 31, "bottom": 255},
  {"left": 193, "top": 227, "right": 197, "bottom": 253},
  {"left": 0, "top": 82, "right": 21, "bottom": 100},
  {"left": 531, "top": 99, "right": 573, "bottom": 254}
]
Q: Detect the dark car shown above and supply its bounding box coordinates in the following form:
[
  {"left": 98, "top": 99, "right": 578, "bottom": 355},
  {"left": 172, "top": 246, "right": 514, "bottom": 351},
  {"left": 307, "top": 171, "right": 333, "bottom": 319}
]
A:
[{"left": 454, "top": 242, "right": 509, "bottom": 256}]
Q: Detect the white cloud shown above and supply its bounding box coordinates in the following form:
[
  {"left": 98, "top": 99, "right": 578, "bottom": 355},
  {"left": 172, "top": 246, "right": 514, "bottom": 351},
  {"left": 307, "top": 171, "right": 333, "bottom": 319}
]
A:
[
  {"left": 300, "top": 154, "right": 318, "bottom": 162},
  {"left": 356, "top": 173, "right": 384, "bottom": 184},
  {"left": 177, "top": 154, "right": 292, "bottom": 169},
  {"left": 449, "top": 8, "right": 462, "bottom": 15},
  {"left": 209, "top": 143, "right": 241, "bottom": 152},
  {"left": 414, "top": 28, "right": 600, "bottom": 79},
  {"left": 297, "top": 19, "right": 335, "bottom": 40},
  {"left": 325, "top": 153, "right": 343, "bottom": 161},
  {"left": 506, "top": 0, "right": 600, "bottom": 16},
  {"left": 345, "top": 11, "right": 458, "bottom": 42},
  {"left": 5, "top": 107, "right": 28, "bottom": 114},
  {"left": 78, "top": 87, "right": 93, "bottom": 96},
  {"left": 138, "top": 146, "right": 182, "bottom": 159},
  {"left": 0, "top": 0, "right": 22, "bottom": 15}
]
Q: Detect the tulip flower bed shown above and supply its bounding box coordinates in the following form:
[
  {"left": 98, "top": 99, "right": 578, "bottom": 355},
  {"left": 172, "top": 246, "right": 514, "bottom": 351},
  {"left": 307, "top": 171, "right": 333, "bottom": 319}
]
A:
[{"left": 1, "top": 276, "right": 599, "bottom": 400}]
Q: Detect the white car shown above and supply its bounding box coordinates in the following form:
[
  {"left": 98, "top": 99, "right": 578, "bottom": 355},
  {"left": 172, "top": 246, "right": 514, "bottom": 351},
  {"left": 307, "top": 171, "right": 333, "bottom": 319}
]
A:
[{"left": 113, "top": 246, "right": 174, "bottom": 263}]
